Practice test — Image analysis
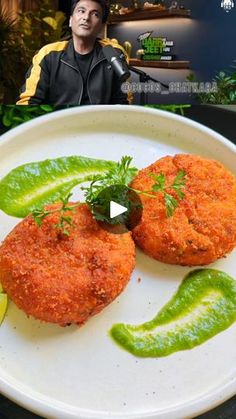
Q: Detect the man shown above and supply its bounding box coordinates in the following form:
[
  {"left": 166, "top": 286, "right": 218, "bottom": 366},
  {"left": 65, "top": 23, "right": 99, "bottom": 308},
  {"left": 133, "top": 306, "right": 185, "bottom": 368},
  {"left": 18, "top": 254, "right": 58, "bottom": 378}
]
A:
[{"left": 17, "top": 0, "right": 128, "bottom": 105}]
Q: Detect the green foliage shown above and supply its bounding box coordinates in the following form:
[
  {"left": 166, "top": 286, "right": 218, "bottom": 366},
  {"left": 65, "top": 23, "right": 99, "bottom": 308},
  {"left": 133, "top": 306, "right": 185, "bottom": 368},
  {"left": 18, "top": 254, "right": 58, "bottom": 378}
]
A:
[
  {"left": 18, "top": 0, "right": 68, "bottom": 67},
  {"left": 0, "top": 105, "right": 55, "bottom": 129},
  {"left": 146, "top": 104, "right": 191, "bottom": 115},
  {"left": 0, "top": 104, "right": 191, "bottom": 133},
  {"left": 0, "top": 0, "right": 68, "bottom": 102},
  {"left": 0, "top": 104, "right": 192, "bottom": 131},
  {"left": 187, "top": 63, "right": 236, "bottom": 104}
]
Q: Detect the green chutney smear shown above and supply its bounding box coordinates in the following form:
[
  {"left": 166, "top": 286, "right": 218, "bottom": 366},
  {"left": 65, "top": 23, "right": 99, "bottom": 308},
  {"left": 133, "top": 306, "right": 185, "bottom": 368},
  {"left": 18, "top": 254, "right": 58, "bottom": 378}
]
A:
[
  {"left": 0, "top": 156, "right": 116, "bottom": 218},
  {"left": 110, "top": 269, "right": 236, "bottom": 357}
]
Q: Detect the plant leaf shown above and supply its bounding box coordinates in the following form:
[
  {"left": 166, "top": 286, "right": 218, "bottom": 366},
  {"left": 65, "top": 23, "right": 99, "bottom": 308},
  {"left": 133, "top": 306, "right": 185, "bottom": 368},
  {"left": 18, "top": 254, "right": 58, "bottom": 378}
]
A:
[
  {"left": 164, "top": 193, "right": 178, "bottom": 217},
  {"left": 0, "top": 156, "right": 116, "bottom": 218},
  {"left": 42, "top": 17, "right": 57, "bottom": 29},
  {"left": 150, "top": 172, "right": 165, "bottom": 192}
]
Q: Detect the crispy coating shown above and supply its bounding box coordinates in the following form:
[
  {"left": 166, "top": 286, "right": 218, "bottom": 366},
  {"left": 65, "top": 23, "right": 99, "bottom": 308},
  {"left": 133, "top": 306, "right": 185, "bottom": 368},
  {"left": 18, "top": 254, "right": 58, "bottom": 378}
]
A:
[
  {"left": 0, "top": 204, "right": 135, "bottom": 325},
  {"left": 131, "top": 154, "right": 236, "bottom": 266}
]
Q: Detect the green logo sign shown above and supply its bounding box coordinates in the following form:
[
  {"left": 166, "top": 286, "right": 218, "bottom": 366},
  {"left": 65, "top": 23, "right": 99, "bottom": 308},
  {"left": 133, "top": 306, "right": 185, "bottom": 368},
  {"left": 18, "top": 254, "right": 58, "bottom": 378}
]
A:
[
  {"left": 139, "top": 33, "right": 174, "bottom": 61},
  {"left": 141, "top": 37, "right": 164, "bottom": 55}
]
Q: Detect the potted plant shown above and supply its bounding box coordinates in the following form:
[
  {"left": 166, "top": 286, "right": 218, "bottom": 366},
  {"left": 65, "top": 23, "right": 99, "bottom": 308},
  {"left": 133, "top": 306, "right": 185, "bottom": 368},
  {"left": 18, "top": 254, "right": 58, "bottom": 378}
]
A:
[
  {"left": 187, "top": 63, "right": 236, "bottom": 104},
  {"left": 0, "top": 0, "right": 68, "bottom": 104},
  {"left": 18, "top": 0, "right": 67, "bottom": 65}
]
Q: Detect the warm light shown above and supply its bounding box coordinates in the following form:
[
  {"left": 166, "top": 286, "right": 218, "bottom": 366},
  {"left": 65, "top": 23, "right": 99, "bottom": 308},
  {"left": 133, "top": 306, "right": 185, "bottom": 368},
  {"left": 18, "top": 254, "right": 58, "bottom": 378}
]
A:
[{"left": 116, "top": 17, "right": 195, "bottom": 30}]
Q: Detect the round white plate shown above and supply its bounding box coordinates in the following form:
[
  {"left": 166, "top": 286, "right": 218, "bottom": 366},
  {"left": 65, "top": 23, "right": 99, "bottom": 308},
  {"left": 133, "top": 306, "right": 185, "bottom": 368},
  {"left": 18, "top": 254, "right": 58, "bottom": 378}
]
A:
[{"left": 0, "top": 105, "right": 235, "bottom": 419}]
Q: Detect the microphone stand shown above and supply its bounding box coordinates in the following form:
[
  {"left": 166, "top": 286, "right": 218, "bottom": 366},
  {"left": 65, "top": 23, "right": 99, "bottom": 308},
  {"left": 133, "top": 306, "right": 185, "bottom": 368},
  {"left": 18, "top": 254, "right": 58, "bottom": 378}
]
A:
[{"left": 128, "top": 65, "right": 169, "bottom": 105}]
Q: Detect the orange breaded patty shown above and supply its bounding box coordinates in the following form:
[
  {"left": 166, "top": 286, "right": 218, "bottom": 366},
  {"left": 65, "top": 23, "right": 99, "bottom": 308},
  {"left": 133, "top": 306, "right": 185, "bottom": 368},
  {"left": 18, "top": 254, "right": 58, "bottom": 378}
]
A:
[
  {"left": 0, "top": 204, "right": 135, "bottom": 325},
  {"left": 131, "top": 154, "right": 236, "bottom": 266}
]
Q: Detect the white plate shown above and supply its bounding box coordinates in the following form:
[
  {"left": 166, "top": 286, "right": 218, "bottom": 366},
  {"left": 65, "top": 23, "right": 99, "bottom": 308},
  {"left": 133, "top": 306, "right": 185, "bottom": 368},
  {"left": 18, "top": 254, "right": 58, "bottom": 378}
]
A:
[{"left": 0, "top": 105, "right": 235, "bottom": 419}]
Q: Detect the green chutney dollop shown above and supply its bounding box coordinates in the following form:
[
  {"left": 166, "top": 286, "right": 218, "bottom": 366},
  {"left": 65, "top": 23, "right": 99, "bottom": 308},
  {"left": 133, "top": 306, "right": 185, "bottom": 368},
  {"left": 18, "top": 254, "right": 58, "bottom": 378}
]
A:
[{"left": 110, "top": 269, "right": 236, "bottom": 357}]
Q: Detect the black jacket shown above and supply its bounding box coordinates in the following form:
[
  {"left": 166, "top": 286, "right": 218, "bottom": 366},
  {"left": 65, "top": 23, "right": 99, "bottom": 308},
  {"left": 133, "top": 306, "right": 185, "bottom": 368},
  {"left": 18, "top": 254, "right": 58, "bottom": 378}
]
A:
[{"left": 17, "top": 39, "right": 128, "bottom": 105}]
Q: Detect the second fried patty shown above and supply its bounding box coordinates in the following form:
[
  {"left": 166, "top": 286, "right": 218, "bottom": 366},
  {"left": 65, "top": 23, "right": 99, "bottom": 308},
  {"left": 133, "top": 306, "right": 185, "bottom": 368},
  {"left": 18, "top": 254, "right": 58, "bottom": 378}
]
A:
[{"left": 131, "top": 154, "right": 236, "bottom": 266}]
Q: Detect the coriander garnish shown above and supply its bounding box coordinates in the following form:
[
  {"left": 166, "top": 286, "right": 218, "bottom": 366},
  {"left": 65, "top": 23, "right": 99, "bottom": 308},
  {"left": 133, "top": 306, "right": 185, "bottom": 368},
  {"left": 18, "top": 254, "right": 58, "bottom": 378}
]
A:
[
  {"left": 82, "top": 156, "right": 138, "bottom": 224},
  {"left": 82, "top": 156, "right": 138, "bottom": 205},
  {"left": 150, "top": 170, "right": 186, "bottom": 217},
  {"left": 32, "top": 193, "right": 80, "bottom": 236}
]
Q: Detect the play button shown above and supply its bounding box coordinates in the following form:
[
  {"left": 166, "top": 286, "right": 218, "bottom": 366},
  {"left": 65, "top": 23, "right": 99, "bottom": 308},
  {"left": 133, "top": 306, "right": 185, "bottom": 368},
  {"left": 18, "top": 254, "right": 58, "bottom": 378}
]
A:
[
  {"left": 110, "top": 201, "right": 127, "bottom": 219},
  {"left": 90, "top": 184, "right": 143, "bottom": 234}
]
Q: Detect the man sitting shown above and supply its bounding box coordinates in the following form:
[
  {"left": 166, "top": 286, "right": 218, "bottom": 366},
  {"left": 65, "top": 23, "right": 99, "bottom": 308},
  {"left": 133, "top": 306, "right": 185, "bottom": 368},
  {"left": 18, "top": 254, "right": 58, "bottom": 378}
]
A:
[{"left": 17, "top": 0, "right": 128, "bottom": 105}]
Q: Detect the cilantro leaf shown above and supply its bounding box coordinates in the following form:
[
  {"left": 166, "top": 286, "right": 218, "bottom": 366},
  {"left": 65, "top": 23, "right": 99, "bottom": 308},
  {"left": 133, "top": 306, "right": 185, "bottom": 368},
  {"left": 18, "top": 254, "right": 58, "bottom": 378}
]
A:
[
  {"left": 150, "top": 173, "right": 165, "bottom": 192},
  {"left": 82, "top": 156, "right": 138, "bottom": 223},
  {"left": 32, "top": 192, "right": 79, "bottom": 236},
  {"left": 164, "top": 193, "right": 178, "bottom": 217},
  {"left": 149, "top": 170, "right": 186, "bottom": 218}
]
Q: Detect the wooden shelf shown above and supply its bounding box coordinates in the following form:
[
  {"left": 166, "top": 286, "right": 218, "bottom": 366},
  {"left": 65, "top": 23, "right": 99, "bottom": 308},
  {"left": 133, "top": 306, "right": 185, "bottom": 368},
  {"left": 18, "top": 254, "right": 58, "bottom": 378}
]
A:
[
  {"left": 109, "top": 8, "right": 190, "bottom": 23},
  {"left": 129, "top": 59, "right": 190, "bottom": 69}
]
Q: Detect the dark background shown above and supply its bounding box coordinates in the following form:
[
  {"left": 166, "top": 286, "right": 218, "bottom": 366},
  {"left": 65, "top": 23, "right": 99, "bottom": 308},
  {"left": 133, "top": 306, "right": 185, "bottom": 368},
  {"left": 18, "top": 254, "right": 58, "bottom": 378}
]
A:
[
  {"left": 1, "top": 393, "right": 236, "bottom": 419},
  {"left": 107, "top": 0, "right": 236, "bottom": 80},
  {"left": 59, "top": 0, "right": 236, "bottom": 104},
  {"left": 0, "top": 104, "right": 236, "bottom": 417},
  {"left": 106, "top": 0, "right": 236, "bottom": 104}
]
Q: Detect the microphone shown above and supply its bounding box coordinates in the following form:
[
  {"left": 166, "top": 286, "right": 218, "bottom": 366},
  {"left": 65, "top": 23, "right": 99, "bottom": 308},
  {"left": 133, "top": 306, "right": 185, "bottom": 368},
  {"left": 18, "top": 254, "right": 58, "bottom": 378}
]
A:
[{"left": 103, "top": 45, "right": 131, "bottom": 82}]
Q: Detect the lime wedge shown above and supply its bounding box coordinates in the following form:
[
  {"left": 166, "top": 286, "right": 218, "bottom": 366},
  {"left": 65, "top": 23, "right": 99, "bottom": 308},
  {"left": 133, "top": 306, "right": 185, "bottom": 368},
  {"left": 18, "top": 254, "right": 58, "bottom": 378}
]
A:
[{"left": 0, "top": 293, "right": 8, "bottom": 325}]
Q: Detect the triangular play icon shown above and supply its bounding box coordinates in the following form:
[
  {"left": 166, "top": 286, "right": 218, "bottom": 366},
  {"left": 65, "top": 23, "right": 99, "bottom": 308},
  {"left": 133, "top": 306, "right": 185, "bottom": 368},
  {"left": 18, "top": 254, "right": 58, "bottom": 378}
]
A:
[{"left": 110, "top": 201, "right": 128, "bottom": 219}]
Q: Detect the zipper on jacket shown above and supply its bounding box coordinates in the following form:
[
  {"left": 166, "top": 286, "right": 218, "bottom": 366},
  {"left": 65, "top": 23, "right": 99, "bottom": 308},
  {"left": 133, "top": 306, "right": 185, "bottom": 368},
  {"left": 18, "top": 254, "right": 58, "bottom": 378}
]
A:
[
  {"left": 61, "top": 56, "right": 108, "bottom": 105},
  {"left": 87, "top": 58, "right": 107, "bottom": 104},
  {"left": 60, "top": 59, "right": 84, "bottom": 105}
]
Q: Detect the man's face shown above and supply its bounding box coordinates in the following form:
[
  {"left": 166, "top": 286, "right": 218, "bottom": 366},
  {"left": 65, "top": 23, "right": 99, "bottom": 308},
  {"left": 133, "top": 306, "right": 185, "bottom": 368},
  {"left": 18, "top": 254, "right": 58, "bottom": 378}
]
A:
[{"left": 70, "top": 0, "right": 103, "bottom": 40}]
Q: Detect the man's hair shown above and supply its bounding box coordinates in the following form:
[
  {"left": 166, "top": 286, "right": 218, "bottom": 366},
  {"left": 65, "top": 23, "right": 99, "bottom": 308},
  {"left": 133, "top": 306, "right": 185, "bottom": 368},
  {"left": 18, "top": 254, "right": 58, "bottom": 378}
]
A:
[{"left": 71, "top": 0, "right": 110, "bottom": 23}]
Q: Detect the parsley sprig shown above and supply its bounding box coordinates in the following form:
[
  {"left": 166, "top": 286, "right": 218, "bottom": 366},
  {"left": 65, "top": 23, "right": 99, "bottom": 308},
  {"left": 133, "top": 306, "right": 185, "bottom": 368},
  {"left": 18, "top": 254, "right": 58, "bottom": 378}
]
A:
[
  {"left": 32, "top": 193, "right": 80, "bottom": 236},
  {"left": 150, "top": 170, "right": 186, "bottom": 217},
  {"left": 82, "top": 156, "right": 137, "bottom": 206},
  {"left": 81, "top": 156, "right": 138, "bottom": 224}
]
